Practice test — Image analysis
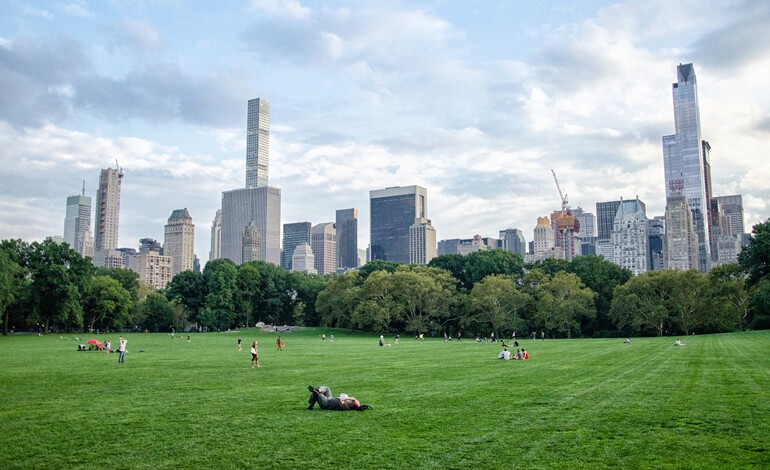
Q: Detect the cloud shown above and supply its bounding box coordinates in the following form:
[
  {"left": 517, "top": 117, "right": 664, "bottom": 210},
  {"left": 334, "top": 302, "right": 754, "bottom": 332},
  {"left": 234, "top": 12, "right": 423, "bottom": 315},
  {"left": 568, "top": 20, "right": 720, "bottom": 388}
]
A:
[
  {"left": 60, "top": 1, "right": 94, "bottom": 18},
  {"left": 112, "top": 20, "right": 164, "bottom": 52},
  {"left": 690, "top": 1, "right": 770, "bottom": 68}
]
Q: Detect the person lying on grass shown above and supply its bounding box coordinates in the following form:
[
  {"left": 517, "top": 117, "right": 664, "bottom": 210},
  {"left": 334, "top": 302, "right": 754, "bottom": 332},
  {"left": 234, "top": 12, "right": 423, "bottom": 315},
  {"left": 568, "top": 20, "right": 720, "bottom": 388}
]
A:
[{"left": 307, "top": 385, "right": 371, "bottom": 411}]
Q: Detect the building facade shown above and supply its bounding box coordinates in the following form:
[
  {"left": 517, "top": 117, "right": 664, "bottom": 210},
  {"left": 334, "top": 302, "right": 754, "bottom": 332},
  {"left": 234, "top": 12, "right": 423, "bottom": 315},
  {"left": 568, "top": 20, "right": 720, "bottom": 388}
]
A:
[
  {"left": 94, "top": 166, "right": 124, "bottom": 255},
  {"left": 164, "top": 208, "right": 195, "bottom": 277},
  {"left": 134, "top": 251, "right": 173, "bottom": 289},
  {"left": 220, "top": 186, "right": 281, "bottom": 265},
  {"left": 63, "top": 194, "right": 93, "bottom": 258},
  {"left": 281, "top": 222, "right": 312, "bottom": 271},
  {"left": 311, "top": 222, "right": 337, "bottom": 275},
  {"left": 210, "top": 209, "right": 222, "bottom": 262},
  {"left": 499, "top": 228, "right": 526, "bottom": 256},
  {"left": 533, "top": 216, "right": 554, "bottom": 261},
  {"left": 370, "top": 185, "right": 427, "bottom": 264},
  {"left": 409, "top": 218, "right": 437, "bottom": 265},
  {"left": 662, "top": 63, "right": 711, "bottom": 272},
  {"left": 336, "top": 208, "right": 359, "bottom": 270},
  {"left": 242, "top": 219, "right": 261, "bottom": 263},
  {"left": 611, "top": 198, "right": 649, "bottom": 275},
  {"left": 291, "top": 243, "right": 317, "bottom": 274},
  {"left": 665, "top": 195, "right": 700, "bottom": 270},
  {"left": 246, "top": 98, "right": 270, "bottom": 188}
]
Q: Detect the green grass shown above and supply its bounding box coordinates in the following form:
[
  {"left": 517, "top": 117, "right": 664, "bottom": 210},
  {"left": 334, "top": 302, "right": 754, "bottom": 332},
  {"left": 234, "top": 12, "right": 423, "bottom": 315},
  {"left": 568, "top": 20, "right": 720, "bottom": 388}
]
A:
[{"left": 1, "top": 329, "right": 768, "bottom": 469}]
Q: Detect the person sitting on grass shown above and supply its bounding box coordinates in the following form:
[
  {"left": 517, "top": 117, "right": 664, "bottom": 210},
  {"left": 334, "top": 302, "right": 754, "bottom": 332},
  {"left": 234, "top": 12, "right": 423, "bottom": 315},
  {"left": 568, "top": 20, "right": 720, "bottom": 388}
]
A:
[
  {"left": 498, "top": 348, "right": 511, "bottom": 360},
  {"left": 674, "top": 339, "right": 685, "bottom": 346},
  {"left": 307, "top": 386, "right": 371, "bottom": 411}
]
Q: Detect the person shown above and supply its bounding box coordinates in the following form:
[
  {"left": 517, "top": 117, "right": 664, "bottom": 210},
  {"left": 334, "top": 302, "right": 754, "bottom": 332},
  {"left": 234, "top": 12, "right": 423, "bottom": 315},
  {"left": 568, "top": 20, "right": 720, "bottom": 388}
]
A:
[
  {"left": 394, "top": 334, "right": 399, "bottom": 345},
  {"left": 322, "top": 334, "right": 326, "bottom": 342},
  {"left": 238, "top": 338, "right": 242, "bottom": 351},
  {"left": 307, "top": 385, "right": 370, "bottom": 411},
  {"left": 456, "top": 331, "right": 462, "bottom": 341},
  {"left": 419, "top": 333, "right": 424, "bottom": 342},
  {"left": 522, "top": 349, "right": 529, "bottom": 360},
  {"left": 379, "top": 335, "right": 384, "bottom": 346},
  {"left": 532, "top": 332, "right": 536, "bottom": 341},
  {"left": 674, "top": 339, "right": 684, "bottom": 346},
  {"left": 512, "top": 348, "right": 522, "bottom": 360},
  {"left": 276, "top": 336, "right": 284, "bottom": 350},
  {"left": 624, "top": 337, "right": 631, "bottom": 344},
  {"left": 498, "top": 348, "right": 511, "bottom": 360},
  {"left": 330, "top": 334, "right": 334, "bottom": 343},
  {"left": 491, "top": 332, "right": 495, "bottom": 343},
  {"left": 251, "top": 340, "right": 260, "bottom": 368},
  {"left": 541, "top": 331, "right": 545, "bottom": 341},
  {"left": 513, "top": 340, "right": 519, "bottom": 347},
  {"left": 117, "top": 337, "right": 127, "bottom": 363},
  {"left": 187, "top": 335, "right": 190, "bottom": 343},
  {"left": 104, "top": 340, "right": 111, "bottom": 353}
]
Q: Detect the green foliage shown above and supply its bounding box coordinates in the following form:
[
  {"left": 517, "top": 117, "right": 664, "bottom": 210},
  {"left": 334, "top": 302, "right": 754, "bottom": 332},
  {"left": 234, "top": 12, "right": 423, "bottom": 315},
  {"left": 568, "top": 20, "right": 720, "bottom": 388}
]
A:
[
  {"left": 739, "top": 219, "right": 770, "bottom": 287},
  {"left": 567, "top": 255, "right": 633, "bottom": 335},
  {"left": 167, "top": 270, "right": 206, "bottom": 321},
  {"left": 466, "top": 274, "right": 531, "bottom": 336},
  {"left": 533, "top": 271, "right": 596, "bottom": 338},
  {"left": 140, "top": 292, "right": 177, "bottom": 332},
  {"left": 357, "top": 260, "right": 401, "bottom": 279},
  {"left": 202, "top": 258, "right": 238, "bottom": 330},
  {"left": 82, "top": 275, "right": 133, "bottom": 332}
]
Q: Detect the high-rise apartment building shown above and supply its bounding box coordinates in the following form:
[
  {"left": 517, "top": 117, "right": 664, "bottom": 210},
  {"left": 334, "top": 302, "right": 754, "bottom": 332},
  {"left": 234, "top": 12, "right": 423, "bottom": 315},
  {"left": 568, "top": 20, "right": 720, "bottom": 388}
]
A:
[
  {"left": 713, "top": 195, "right": 745, "bottom": 237},
  {"left": 281, "top": 222, "right": 312, "bottom": 271},
  {"left": 409, "top": 218, "right": 437, "bottom": 265},
  {"left": 63, "top": 192, "right": 93, "bottom": 258},
  {"left": 336, "top": 208, "right": 358, "bottom": 270},
  {"left": 139, "top": 238, "right": 162, "bottom": 254},
  {"left": 665, "top": 195, "right": 699, "bottom": 270},
  {"left": 611, "top": 198, "right": 649, "bottom": 275},
  {"left": 311, "top": 222, "right": 337, "bottom": 275},
  {"left": 533, "top": 216, "right": 555, "bottom": 261},
  {"left": 499, "top": 228, "right": 526, "bottom": 256},
  {"left": 134, "top": 251, "right": 173, "bottom": 289},
  {"left": 572, "top": 206, "right": 596, "bottom": 239},
  {"left": 164, "top": 208, "right": 195, "bottom": 277},
  {"left": 221, "top": 186, "right": 281, "bottom": 265},
  {"left": 210, "top": 209, "right": 222, "bottom": 262},
  {"left": 370, "top": 185, "right": 427, "bottom": 264},
  {"left": 246, "top": 98, "right": 270, "bottom": 188},
  {"left": 662, "top": 63, "right": 711, "bottom": 272},
  {"left": 219, "top": 98, "right": 281, "bottom": 266},
  {"left": 94, "top": 166, "right": 123, "bottom": 254}
]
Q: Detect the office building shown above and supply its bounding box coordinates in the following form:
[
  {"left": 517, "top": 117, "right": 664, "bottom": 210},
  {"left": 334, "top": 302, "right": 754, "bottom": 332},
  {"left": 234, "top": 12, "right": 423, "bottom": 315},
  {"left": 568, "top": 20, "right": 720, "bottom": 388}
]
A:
[
  {"left": 662, "top": 63, "right": 711, "bottom": 272},
  {"left": 221, "top": 186, "right": 281, "bottom": 265},
  {"left": 499, "top": 228, "right": 526, "bottom": 256},
  {"left": 281, "top": 222, "right": 312, "bottom": 271},
  {"left": 572, "top": 206, "right": 596, "bottom": 239},
  {"left": 648, "top": 217, "right": 666, "bottom": 271},
  {"left": 409, "top": 218, "right": 437, "bottom": 265},
  {"left": 63, "top": 192, "right": 93, "bottom": 258},
  {"left": 210, "top": 209, "right": 222, "bottom": 261},
  {"left": 611, "top": 198, "right": 648, "bottom": 275},
  {"left": 94, "top": 166, "right": 124, "bottom": 257},
  {"left": 311, "top": 222, "right": 337, "bottom": 275},
  {"left": 292, "top": 244, "right": 317, "bottom": 274},
  {"left": 665, "top": 195, "right": 699, "bottom": 270},
  {"left": 370, "top": 185, "right": 427, "bottom": 264},
  {"left": 242, "top": 219, "right": 261, "bottom": 263},
  {"left": 336, "top": 208, "right": 359, "bottom": 269},
  {"left": 246, "top": 98, "right": 270, "bottom": 188},
  {"left": 164, "top": 208, "right": 195, "bottom": 277},
  {"left": 596, "top": 200, "right": 623, "bottom": 242},
  {"left": 139, "top": 238, "right": 162, "bottom": 254},
  {"left": 713, "top": 195, "right": 745, "bottom": 237}
]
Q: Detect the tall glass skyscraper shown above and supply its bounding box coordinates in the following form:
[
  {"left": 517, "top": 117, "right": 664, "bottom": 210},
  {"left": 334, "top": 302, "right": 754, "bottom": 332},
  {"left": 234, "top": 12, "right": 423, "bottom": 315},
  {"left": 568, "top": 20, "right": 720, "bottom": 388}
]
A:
[
  {"left": 281, "top": 222, "right": 312, "bottom": 270},
  {"left": 336, "top": 208, "right": 358, "bottom": 269},
  {"left": 370, "top": 185, "right": 427, "bottom": 264},
  {"left": 246, "top": 98, "right": 270, "bottom": 188},
  {"left": 63, "top": 192, "right": 93, "bottom": 258},
  {"left": 662, "top": 63, "right": 711, "bottom": 272}
]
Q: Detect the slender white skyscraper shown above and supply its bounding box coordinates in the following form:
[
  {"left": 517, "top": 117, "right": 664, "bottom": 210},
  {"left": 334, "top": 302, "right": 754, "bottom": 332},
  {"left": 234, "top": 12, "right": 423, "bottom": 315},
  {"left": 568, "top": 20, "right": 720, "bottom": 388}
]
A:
[
  {"left": 94, "top": 166, "right": 123, "bottom": 253},
  {"left": 63, "top": 188, "right": 93, "bottom": 258},
  {"left": 662, "top": 63, "right": 711, "bottom": 272},
  {"left": 246, "top": 98, "right": 270, "bottom": 188}
]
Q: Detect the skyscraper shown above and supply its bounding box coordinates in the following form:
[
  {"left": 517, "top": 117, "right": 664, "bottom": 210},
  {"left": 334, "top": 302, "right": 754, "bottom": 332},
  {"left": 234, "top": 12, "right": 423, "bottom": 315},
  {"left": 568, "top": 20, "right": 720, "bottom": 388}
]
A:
[
  {"left": 246, "top": 98, "right": 270, "bottom": 188},
  {"left": 281, "top": 222, "right": 312, "bottom": 271},
  {"left": 336, "top": 208, "right": 358, "bottom": 270},
  {"left": 221, "top": 186, "right": 281, "bottom": 265},
  {"left": 665, "top": 195, "right": 699, "bottom": 270},
  {"left": 611, "top": 198, "right": 648, "bottom": 275},
  {"left": 63, "top": 191, "right": 93, "bottom": 258},
  {"left": 164, "top": 208, "right": 195, "bottom": 277},
  {"left": 219, "top": 98, "right": 281, "bottom": 266},
  {"left": 533, "top": 216, "right": 554, "bottom": 261},
  {"left": 210, "top": 209, "right": 222, "bottom": 261},
  {"left": 499, "top": 228, "right": 526, "bottom": 256},
  {"left": 242, "top": 219, "right": 261, "bottom": 263},
  {"left": 713, "top": 195, "right": 745, "bottom": 237},
  {"left": 311, "top": 222, "right": 336, "bottom": 275},
  {"left": 596, "top": 200, "right": 622, "bottom": 261},
  {"left": 662, "top": 63, "right": 711, "bottom": 272},
  {"left": 94, "top": 166, "right": 123, "bottom": 253},
  {"left": 409, "top": 218, "right": 437, "bottom": 265},
  {"left": 370, "top": 185, "right": 427, "bottom": 264}
]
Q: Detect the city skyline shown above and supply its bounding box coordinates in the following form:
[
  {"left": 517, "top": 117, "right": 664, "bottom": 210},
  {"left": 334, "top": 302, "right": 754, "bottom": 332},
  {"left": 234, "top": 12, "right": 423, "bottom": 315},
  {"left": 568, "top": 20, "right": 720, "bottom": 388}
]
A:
[{"left": 1, "top": 1, "right": 769, "bottom": 265}]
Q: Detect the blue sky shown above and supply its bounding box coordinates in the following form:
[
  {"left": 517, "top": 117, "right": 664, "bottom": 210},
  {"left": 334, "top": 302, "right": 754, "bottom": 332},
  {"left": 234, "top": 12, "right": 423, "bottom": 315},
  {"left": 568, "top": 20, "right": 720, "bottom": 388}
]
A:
[{"left": 1, "top": 0, "right": 769, "bottom": 264}]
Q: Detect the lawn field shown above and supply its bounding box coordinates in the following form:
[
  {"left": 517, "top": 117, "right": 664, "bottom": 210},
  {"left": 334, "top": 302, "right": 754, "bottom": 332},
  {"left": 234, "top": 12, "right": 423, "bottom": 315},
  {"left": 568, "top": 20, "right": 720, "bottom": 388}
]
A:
[{"left": 1, "top": 329, "right": 768, "bottom": 469}]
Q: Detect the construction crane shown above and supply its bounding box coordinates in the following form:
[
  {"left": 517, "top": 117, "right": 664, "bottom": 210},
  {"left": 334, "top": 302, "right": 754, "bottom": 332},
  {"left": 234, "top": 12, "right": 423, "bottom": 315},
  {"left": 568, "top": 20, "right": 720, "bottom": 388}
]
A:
[{"left": 551, "top": 169, "right": 569, "bottom": 212}]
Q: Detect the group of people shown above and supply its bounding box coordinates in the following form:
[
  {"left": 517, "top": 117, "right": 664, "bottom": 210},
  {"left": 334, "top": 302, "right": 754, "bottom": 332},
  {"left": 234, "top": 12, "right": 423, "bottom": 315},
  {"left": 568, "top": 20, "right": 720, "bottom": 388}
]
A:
[{"left": 498, "top": 347, "right": 529, "bottom": 360}]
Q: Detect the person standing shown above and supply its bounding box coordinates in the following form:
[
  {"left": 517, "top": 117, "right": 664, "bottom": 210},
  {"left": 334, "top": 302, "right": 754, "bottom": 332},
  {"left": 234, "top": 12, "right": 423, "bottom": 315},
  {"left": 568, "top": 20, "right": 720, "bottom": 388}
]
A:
[
  {"left": 118, "top": 337, "right": 127, "bottom": 364},
  {"left": 541, "top": 331, "right": 545, "bottom": 341},
  {"left": 276, "top": 336, "right": 284, "bottom": 350},
  {"left": 238, "top": 338, "right": 242, "bottom": 351},
  {"left": 251, "top": 340, "right": 260, "bottom": 368}
]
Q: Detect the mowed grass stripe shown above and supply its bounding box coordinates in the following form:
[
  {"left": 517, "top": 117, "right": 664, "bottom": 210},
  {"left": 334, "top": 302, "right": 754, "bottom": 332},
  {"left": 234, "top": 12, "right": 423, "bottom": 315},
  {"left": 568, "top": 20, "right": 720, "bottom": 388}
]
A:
[{"left": 1, "top": 331, "right": 769, "bottom": 469}]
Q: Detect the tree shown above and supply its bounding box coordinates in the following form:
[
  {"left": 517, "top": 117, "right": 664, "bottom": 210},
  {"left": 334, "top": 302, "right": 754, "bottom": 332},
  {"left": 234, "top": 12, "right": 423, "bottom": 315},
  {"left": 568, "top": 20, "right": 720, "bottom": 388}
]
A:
[
  {"left": 467, "top": 274, "right": 531, "bottom": 336},
  {"left": 167, "top": 271, "right": 206, "bottom": 323},
  {"left": 236, "top": 263, "right": 262, "bottom": 327},
  {"left": 140, "top": 292, "right": 176, "bottom": 332},
  {"left": 704, "top": 264, "right": 750, "bottom": 332},
  {"left": 667, "top": 270, "right": 708, "bottom": 335},
  {"left": 94, "top": 267, "right": 140, "bottom": 303},
  {"left": 201, "top": 259, "right": 238, "bottom": 330},
  {"left": 609, "top": 270, "right": 676, "bottom": 336},
  {"left": 287, "top": 271, "right": 327, "bottom": 326},
  {"left": 429, "top": 254, "right": 469, "bottom": 289},
  {"left": 533, "top": 272, "right": 596, "bottom": 338},
  {"left": 568, "top": 255, "right": 632, "bottom": 336},
  {"left": 82, "top": 275, "right": 133, "bottom": 332},
  {"left": 358, "top": 260, "right": 401, "bottom": 280},
  {"left": 463, "top": 249, "right": 525, "bottom": 290},
  {"left": 26, "top": 240, "right": 92, "bottom": 333},
  {"left": 316, "top": 271, "right": 362, "bottom": 329},
  {"left": 739, "top": 219, "right": 770, "bottom": 287},
  {"left": 0, "top": 245, "right": 25, "bottom": 335}
]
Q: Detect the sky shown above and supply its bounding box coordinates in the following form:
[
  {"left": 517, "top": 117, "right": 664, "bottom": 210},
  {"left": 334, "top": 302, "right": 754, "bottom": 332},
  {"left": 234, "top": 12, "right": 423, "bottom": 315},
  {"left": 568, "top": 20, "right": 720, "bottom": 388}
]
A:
[{"left": 1, "top": 0, "right": 769, "bottom": 265}]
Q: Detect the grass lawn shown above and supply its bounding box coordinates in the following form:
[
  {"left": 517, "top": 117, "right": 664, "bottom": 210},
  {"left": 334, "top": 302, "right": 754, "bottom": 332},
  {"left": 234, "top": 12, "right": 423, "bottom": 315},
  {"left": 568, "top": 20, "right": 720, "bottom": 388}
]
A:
[{"left": 1, "top": 329, "right": 768, "bottom": 469}]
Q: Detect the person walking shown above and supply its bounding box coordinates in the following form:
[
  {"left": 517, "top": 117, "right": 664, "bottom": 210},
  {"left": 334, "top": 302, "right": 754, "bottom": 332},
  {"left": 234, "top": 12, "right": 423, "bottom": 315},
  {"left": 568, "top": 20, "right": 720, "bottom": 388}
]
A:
[
  {"left": 276, "top": 336, "right": 284, "bottom": 351},
  {"left": 238, "top": 338, "right": 242, "bottom": 351},
  {"left": 250, "top": 340, "right": 260, "bottom": 368},
  {"left": 117, "top": 336, "right": 127, "bottom": 364}
]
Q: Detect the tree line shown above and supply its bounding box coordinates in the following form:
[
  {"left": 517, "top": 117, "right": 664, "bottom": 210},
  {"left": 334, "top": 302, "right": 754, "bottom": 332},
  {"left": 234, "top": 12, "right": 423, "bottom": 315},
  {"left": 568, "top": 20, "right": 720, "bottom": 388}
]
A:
[{"left": 1, "top": 220, "right": 768, "bottom": 337}]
